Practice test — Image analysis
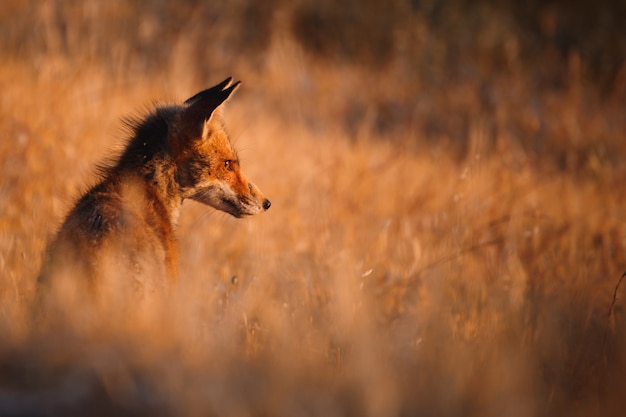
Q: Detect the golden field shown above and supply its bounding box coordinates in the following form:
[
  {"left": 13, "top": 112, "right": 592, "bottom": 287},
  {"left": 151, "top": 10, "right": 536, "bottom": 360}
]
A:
[{"left": 1, "top": 1, "right": 625, "bottom": 416}]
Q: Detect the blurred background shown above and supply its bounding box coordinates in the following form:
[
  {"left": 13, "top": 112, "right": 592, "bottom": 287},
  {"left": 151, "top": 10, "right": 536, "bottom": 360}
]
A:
[
  {"left": 4, "top": 0, "right": 626, "bottom": 165},
  {"left": 4, "top": 0, "right": 626, "bottom": 155},
  {"left": 1, "top": 1, "right": 625, "bottom": 416}
]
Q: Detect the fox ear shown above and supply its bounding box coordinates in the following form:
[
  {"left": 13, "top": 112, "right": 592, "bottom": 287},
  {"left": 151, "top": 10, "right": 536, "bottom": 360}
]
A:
[
  {"left": 184, "top": 77, "right": 234, "bottom": 105},
  {"left": 179, "top": 78, "right": 240, "bottom": 138}
]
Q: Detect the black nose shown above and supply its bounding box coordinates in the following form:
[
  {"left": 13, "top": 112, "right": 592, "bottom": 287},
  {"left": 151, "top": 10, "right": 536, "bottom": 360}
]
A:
[{"left": 263, "top": 199, "right": 271, "bottom": 210}]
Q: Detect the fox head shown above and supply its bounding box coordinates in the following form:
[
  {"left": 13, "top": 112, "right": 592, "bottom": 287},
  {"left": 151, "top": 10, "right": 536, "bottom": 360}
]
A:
[{"left": 171, "top": 78, "right": 270, "bottom": 218}]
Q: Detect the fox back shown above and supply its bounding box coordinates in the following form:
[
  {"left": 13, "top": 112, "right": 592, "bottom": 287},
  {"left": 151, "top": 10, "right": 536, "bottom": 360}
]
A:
[{"left": 37, "top": 78, "right": 270, "bottom": 313}]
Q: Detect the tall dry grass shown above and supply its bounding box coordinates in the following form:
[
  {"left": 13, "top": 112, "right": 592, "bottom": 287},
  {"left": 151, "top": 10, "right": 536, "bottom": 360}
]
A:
[{"left": 1, "top": 1, "right": 626, "bottom": 416}]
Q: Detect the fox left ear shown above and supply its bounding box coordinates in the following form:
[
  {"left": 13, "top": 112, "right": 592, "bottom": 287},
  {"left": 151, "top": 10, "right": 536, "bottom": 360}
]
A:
[
  {"left": 184, "top": 77, "right": 234, "bottom": 106},
  {"left": 179, "top": 78, "right": 240, "bottom": 139}
]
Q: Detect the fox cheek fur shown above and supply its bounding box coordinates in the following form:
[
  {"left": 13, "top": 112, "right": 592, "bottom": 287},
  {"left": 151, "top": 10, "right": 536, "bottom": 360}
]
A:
[
  {"left": 188, "top": 173, "right": 270, "bottom": 218},
  {"left": 176, "top": 143, "right": 270, "bottom": 217}
]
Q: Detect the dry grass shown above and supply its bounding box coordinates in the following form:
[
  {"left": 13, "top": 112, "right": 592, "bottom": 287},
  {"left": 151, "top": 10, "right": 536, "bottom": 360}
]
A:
[{"left": 1, "top": 2, "right": 626, "bottom": 416}]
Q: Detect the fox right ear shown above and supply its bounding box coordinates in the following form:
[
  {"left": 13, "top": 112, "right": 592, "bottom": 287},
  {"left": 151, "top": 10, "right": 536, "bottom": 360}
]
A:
[{"left": 179, "top": 78, "right": 241, "bottom": 139}]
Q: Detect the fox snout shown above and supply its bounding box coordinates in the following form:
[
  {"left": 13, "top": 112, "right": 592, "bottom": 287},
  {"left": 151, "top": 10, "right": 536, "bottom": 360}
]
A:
[
  {"left": 249, "top": 181, "right": 271, "bottom": 211},
  {"left": 230, "top": 180, "right": 270, "bottom": 218},
  {"left": 191, "top": 176, "right": 270, "bottom": 219}
]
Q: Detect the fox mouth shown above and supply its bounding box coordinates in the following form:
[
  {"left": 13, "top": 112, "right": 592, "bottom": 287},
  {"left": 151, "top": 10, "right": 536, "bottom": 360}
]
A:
[
  {"left": 206, "top": 194, "right": 262, "bottom": 218},
  {"left": 190, "top": 185, "right": 269, "bottom": 218},
  {"left": 222, "top": 196, "right": 271, "bottom": 218},
  {"left": 222, "top": 198, "right": 246, "bottom": 218}
]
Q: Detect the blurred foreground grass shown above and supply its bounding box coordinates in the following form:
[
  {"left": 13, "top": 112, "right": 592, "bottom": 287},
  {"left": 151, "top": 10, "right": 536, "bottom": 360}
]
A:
[{"left": 1, "top": 1, "right": 625, "bottom": 416}]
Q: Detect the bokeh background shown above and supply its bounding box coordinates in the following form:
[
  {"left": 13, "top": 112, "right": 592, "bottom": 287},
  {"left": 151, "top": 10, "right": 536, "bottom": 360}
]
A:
[{"left": 1, "top": 1, "right": 626, "bottom": 416}]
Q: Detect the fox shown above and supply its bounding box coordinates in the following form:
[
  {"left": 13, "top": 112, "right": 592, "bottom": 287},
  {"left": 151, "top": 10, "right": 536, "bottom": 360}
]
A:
[{"left": 37, "top": 77, "right": 270, "bottom": 312}]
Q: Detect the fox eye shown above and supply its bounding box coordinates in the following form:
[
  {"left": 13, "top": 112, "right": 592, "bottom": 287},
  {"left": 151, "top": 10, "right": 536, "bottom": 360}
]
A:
[{"left": 224, "top": 160, "right": 233, "bottom": 171}]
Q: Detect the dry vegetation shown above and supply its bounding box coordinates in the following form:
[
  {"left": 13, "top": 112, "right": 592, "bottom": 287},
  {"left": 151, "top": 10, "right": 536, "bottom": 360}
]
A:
[{"left": 1, "top": 1, "right": 626, "bottom": 416}]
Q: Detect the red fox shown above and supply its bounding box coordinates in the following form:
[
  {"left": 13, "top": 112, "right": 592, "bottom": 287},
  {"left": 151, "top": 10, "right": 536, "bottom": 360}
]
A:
[{"left": 37, "top": 78, "right": 270, "bottom": 308}]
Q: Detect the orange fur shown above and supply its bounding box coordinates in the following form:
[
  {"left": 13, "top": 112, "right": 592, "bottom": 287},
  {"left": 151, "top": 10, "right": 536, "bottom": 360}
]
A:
[{"left": 36, "top": 78, "right": 270, "bottom": 314}]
